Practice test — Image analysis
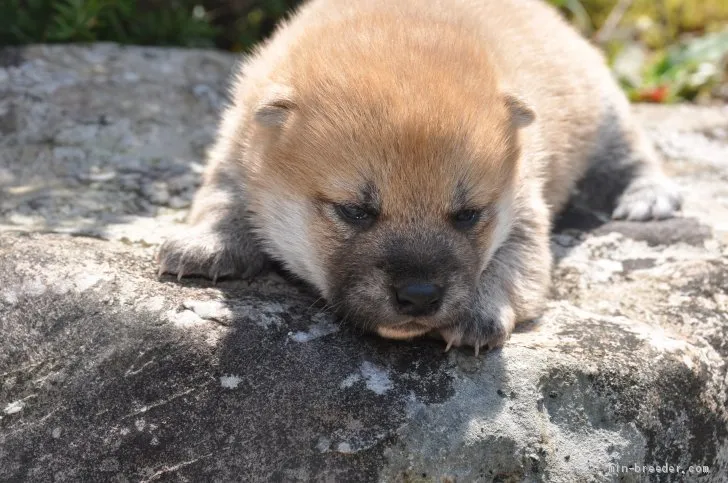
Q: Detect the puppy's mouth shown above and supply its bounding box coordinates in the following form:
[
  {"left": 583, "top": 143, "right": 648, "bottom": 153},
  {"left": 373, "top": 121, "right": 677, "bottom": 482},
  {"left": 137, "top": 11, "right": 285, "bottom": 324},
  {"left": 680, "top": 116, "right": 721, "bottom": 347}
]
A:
[{"left": 375, "top": 320, "right": 432, "bottom": 340}]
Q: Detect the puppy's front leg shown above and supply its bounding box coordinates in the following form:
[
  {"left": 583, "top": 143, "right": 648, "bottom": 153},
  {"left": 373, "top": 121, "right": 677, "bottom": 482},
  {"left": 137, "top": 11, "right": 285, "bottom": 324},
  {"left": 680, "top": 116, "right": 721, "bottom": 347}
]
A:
[
  {"left": 158, "top": 118, "right": 268, "bottom": 281},
  {"left": 439, "top": 202, "right": 552, "bottom": 354}
]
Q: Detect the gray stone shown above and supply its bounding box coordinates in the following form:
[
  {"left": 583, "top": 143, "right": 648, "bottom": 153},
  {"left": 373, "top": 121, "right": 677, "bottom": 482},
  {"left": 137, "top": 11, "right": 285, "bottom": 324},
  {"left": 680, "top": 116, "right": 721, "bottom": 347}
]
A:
[{"left": 1, "top": 45, "right": 727, "bottom": 482}]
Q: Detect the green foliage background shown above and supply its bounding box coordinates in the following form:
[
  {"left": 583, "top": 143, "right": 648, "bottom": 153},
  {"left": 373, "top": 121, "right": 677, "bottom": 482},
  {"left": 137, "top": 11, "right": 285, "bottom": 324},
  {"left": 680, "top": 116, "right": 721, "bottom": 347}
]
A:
[{"left": 2, "top": 0, "right": 727, "bottom": 102}]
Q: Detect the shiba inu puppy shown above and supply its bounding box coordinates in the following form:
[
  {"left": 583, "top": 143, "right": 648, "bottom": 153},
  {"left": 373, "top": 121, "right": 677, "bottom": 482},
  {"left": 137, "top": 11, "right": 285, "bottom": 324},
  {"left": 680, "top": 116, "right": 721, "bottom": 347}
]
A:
[{"left": 158, "top": 0, "right": 681, "bottom": 353}]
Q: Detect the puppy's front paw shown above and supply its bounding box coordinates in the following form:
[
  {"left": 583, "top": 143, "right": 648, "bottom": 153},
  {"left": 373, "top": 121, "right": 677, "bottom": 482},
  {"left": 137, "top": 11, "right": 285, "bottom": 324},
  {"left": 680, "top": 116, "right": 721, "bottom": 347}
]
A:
[
  {"left": 438, "top": 300, "right": 515, "bottom": 356},
  {"left": 613, "top": 175, "right": 682, "bottom": 221},
  {"left": 158, "top": 226, "right": 267, "bottom": 282}
]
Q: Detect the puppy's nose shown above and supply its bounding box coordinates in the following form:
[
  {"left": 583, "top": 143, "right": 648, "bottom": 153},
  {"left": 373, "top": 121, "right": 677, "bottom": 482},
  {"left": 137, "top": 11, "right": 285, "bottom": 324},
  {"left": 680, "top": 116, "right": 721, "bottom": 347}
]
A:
[{"left": 394, "top": 282, "right": 443, "bottom": 316}]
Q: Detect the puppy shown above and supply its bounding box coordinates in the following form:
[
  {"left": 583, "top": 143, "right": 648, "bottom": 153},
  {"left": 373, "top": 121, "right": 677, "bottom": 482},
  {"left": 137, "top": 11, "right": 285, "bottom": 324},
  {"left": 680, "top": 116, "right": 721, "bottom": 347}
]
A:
[{"left": 158, "top": 0, "right": 681, "bottom": 353}]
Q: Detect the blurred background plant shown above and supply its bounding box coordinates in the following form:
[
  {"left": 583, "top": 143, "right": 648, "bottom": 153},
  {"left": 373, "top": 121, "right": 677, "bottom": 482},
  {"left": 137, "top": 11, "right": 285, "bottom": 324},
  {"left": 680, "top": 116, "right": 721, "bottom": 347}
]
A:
[
  {"left": 554, "top": 0, "right": 728, "bottom": 103},
  {"left": 1, "top": 0, "right": 727, "bottom": 103}
]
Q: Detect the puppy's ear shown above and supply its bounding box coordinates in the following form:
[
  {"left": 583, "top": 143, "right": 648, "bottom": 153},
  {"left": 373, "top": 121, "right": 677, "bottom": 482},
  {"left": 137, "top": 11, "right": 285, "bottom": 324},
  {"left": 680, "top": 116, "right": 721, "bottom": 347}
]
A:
[
  {"left": 254, "top": 85, "right": 296, "bottom": 127},
  {"left": 504, "top": 94, "right": 535, "bottom": 128}
]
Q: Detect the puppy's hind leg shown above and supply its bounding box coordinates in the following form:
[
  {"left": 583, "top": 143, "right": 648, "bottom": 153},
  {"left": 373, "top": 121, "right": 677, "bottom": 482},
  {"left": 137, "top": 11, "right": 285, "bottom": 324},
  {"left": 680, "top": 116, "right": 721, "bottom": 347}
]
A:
[
  {"left": 610, "top": 118, "right": 682, "bottom": 221},
  {"left": 582, "top": 103, "right": 682, "bottom": 221}
]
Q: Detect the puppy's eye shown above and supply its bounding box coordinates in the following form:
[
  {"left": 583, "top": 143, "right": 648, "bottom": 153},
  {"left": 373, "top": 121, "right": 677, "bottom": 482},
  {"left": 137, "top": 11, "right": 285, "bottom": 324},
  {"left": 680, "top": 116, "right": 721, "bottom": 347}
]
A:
[
  {"left": 452, "top": 209, "right": 481, "bottom": 230},
  {"left": 334, "top": 204, "right": 375, "bottom": 227}
]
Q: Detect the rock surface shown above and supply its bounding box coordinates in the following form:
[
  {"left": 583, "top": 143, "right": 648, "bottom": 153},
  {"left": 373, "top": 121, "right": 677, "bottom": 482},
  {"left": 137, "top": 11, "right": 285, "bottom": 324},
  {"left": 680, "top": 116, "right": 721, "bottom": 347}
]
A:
[{"left": 1, "top": 44, "right": 728, "bottom": 482}]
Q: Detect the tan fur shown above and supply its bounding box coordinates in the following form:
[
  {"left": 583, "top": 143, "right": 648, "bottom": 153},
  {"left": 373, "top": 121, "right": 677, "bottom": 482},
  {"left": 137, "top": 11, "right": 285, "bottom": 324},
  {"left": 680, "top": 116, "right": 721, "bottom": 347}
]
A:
[{"left": 158, "top": 0, "right": 681, "bottom": 351}]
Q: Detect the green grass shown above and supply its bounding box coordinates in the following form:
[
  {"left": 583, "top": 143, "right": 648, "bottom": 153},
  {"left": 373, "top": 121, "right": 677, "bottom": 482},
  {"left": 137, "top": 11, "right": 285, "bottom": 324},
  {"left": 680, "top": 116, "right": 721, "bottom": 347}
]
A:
[
  {"left": 1, "top": 0, "right": 727, "bottom": 102},
  {"left": 0, "top": 0, "right": 221, "bottom": 47},
  {"left": 0, "top": 0, "right": 302, "bottom": 49}
]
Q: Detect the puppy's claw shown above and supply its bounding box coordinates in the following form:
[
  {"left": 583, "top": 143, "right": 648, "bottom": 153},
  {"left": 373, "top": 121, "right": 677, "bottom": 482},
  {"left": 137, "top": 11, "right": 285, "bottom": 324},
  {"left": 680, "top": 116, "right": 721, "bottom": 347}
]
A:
[
  {"left": 474, "top": 344, "right": 480, "bottom": 357},
  {"left": 444, "top": 339, "right": 454, "bottom": 353}
]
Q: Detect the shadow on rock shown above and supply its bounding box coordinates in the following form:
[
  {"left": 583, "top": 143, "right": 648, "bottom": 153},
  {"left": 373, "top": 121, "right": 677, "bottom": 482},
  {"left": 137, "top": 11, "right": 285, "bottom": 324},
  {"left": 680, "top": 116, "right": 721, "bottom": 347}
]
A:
[
  {"left": 138, "top": 265, "right": 508, "bottom": 480},
  {"left": 2, "top": 268, "right": 502, "bottom": 481},
  {"left": 204, "top": 271, "right": 511, "bottom": 479}
]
